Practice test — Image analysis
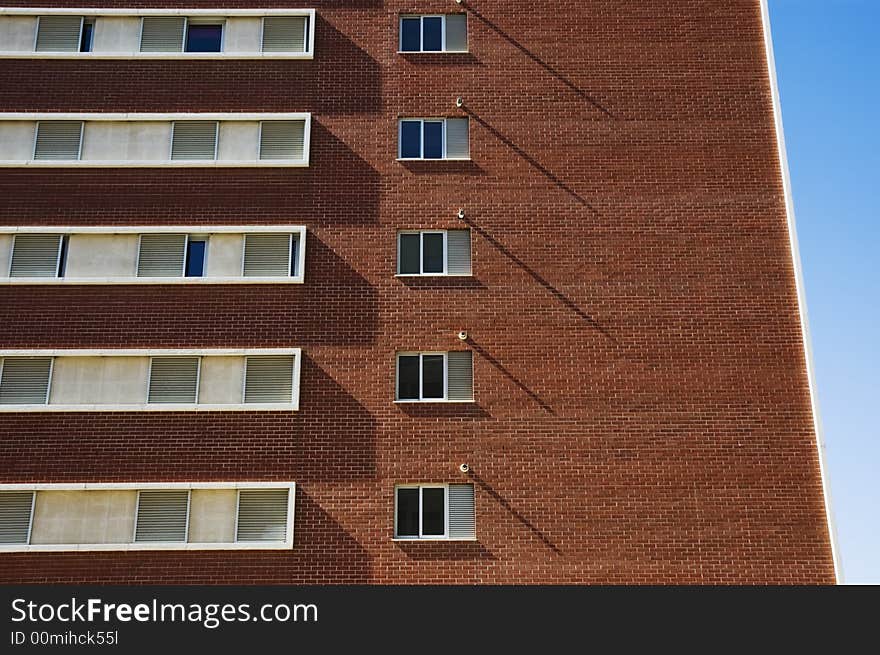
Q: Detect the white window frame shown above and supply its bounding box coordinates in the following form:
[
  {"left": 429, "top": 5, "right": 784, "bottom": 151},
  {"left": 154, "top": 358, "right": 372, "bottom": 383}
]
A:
[
  {"left": 182, "top": 17, "right": 225, "bottom": 54},
  {"left": 0, "top": 348, "right": 301, "bottom": 412},
  {"left": 34, "top": 15, "right": 85, "bottom": 53},
  {"left": 0, "top": 8, "right": 315, "bottom": 59},
  {"left": 393, "top": 484, "right": 450, "bottom": 540},
  {"left": 395, "top": 352, "right": 448, "bottom": 402},
  {"left": 146, "top": 355, "right": 202, "bottom": 405},
  {"left": 240, "top": 232, "right": 298, "bottom": 278},
  {"left": 8, "top": 233, "right": 66, "bottom": 278},
  {"left": 0, "top": 356, "right": 54, "bottom": 406},
  {"left": 398, "top": 14, "right": 466, "bottom": 53},
  {"left": 1, "top": 225, "right": 306, "bottom": 284},
  {"left": 398, "top": 118, "right": 468, "bottom": 160},
  {"left": 241, "top": 354, "right": 298, "bottom": 405},
  {"left": 132, "top": 488, "right": 191, "bottom": 544},
  {"left": 32, "top": 120, "right": 84, "bottom": 161},
  {"left": 0, "top": 113, "right": 311, "bottom": 168},
  {"left": 169, "top": 120, "right": 219, "bottom": 162},
  {"left": 0, "top": 482, "right": 295, "bottom": 552},
  {"left": 396, "top": 230, "right": 448, "bottom": 276}
]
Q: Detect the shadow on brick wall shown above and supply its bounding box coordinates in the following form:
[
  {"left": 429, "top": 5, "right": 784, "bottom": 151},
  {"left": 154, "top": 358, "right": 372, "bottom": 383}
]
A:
[
  {"left": 466, "top": 339, "right": 555, "bottom": 415},
  {"left": 0, "top": 491, "right": 372, "bottom": 584},
  {"left": 395, "top": 402, "right": 490, "bottom": 419},
  {"left": 399, "top": 159, "right": 485, "bottom": 176},
  {"left": 395, "top": 540, "right": 496, "bottom": 561}
]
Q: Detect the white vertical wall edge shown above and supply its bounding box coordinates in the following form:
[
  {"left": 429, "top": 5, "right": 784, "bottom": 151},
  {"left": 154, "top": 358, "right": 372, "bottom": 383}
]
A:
[{"left": 759, "top": 0, "right": 841, "bottom": 583}]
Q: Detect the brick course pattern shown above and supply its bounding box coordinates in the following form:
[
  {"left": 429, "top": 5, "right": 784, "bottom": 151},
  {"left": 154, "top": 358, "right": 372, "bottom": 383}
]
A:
[{"left": 0, "top": 0, "right": 836, "bottom": 584}]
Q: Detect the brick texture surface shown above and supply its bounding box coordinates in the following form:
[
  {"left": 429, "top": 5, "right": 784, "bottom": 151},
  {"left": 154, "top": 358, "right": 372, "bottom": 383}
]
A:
[{"left": 0, "top": 0, "right": 836, "bottom": 584}]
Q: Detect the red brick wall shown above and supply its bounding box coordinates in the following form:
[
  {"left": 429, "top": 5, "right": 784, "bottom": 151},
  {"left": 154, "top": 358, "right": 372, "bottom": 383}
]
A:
[{"left": 0, "top": 0, "right": 836, "bottom": 584}]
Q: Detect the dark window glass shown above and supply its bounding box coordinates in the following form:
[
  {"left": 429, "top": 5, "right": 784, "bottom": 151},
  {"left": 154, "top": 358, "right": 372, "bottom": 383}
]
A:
[
  {"left": 400, "top": 121, "right": 422, "bottom": 158},
  {"left": 396, "top": 488, "right": 420, "bottom": 537},
  {"left": 80, "top": 22, "right": 94, "bottom": 52},
  {"left": 400, "top": 17, "right": 421, "bottom": 52},
  {"left": 399, "top": 234, "right": 421, "bottom": 274},
  {"left": 185, "top": 240, "right": 206, "bottom": 277},
  {"left": 290, "top": 235, "right": 299, "bottom": 276},
  {"left": 423, "top": 122, "right": 443, "bottom": 159},
  {"left": 397, "top": 355, "right": 421, "bottom": 400},
  {"left": 186, "top": 24, "right": 222, "bottom": 53},
  {"left": 422, "top": 488, "right": 445, "bottom": 535},
  {"left": 421, "top": 355, "right": 444, "bottom": 399},
  {"left": 422, "top": 233, "right": 444, "bottom": 273},
  {"left": 422, "top": 17, "right": 443, "bottom": 51},
  {"left": 57, "top": 235, "right": 69, "bottom": 277}
]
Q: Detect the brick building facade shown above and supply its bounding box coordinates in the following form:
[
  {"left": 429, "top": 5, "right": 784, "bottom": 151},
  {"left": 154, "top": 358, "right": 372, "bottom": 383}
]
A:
[{"left": 0, "top": 1, "right": 837, "bottom": 583}]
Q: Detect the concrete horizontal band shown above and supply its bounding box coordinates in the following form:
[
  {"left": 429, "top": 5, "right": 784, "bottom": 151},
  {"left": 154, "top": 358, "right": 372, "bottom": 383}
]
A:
[
  {"left": 0, "top": 277, "right": 304, "bottom": 285},
  {"left": 0, "top": 8, "right": 315, "bottom": 17},
  {"left": 0, "top": 482, "right": 296, "bottom": 491},
  {"left": 0, "top": 403, "right": 298, "bottom": 412},
  {"left": 0, "top": 112, "right": 310, "bottom": 121},
  {"left": 0, "top": 52, "right": 313, "bottom": 60},
  {"left": 0, "top": 348, "right": 300, "bottom": 357},
  {"left": 0, "top": 225, "right": 306, "bottom": 234}
]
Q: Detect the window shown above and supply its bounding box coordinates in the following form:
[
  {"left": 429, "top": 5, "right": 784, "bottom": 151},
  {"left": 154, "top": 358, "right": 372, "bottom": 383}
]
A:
[
  {"left": 79, "top": 20, "right": 94, "bottom": 52},
  {"left": 243, "top": 233, "right": 298, "bottom": 277},
  {"left": 259, "top": 121, "right": 306, "bottom": 161},
  {"left": 9, "top": 234, "right": 66, "bottom": 278},
  {"left": 0, "top": 491, "right": 35, "bottom": 545},
  {"left": 185, "top": 238, "right": 206, "bottom": 277},
  {"left": 140, "top": 17, "right": 186, "bottom": 52},
  {"left": 399, "top": 15, "right": 468, "bottom": 53},
  {"left": 0, "top": 357, "right": 53, "bottom": 405},
  {"left": 236, "top": 489, "right": 290, "bottom": 542},
  {"left": 262, "top": 16, "right": 309, "bottom": 53},
  {"left": 171, "top": 121, "right": 218, "bottom": 160},
  {"left": 394, "top": 484, "right": 475, "bottom": 540},
  {"left": 148, "top": 357, "right": 200, "bottom": 404},
  {"left": 396, "top": 351, "right": 473, "bottom": 402},
  {"left": 35, "top": 15, "right": 84, "bottom": 52},
  {"left": 244, "top": 356, "right": 296, "bottom": 404},
  {"left": 137, "top": 234, "right": 187, "bottom": 277},
  {"left": 398, "top": 118, "right": 469, "bottom": 160},
  {"left": 33, "top": 121, "right": 83, "bottom": 160},
  {"left": 134, "top": 490, "right": 190, "bottom": 543},
  {"left": 397, "top": 230, "right": 472, "bottom": 276},
  {"left": 185, "top": 23, "right": 223, "bottom": 53}
]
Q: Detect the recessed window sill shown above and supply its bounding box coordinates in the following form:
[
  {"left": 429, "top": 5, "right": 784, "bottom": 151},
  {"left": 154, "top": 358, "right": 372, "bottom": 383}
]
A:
[
  {"left": 0, "top": 51, "right": 313, "bottom": 60},
  {"left": 0, "top": 541, "right": 293, "bottom": 552},
  {"left": 397, "top": 50, "right": 470, "bottom": 55},
  {"left": 396, "top": 157, "right": 471, "bottom": 162},
  {"left": 395, "top": 273, "right": 471, "bottom": 278},
  {"left": 392, "top": 537, "right": 477, "bottom": 542},
  {"left": 0, "top": 403, "right": 299, "bottom": 413},
  {"left": 0, "top": 160, "right": 309, "bottom": 168},
  {"left": 394, "top": 399, "right": 474, "bottom": 404},
  {"left": 1, "top": 276, "right": 305, "bottom": 285}
]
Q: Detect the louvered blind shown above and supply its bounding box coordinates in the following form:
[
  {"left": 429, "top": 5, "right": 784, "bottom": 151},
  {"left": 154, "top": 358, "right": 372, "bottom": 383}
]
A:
[
  {"left": 137, "top": 234, "right": 186, "bottom": 277},
  {"left": 34, "top": 121, "right": 83, "bottom": 160},
  {"left": 243, "top": 234, "right": 291, "bottom": 276},
  {"left": 445, "top": 118, "right": 470, "bottom": 159},
  {"left": 35, "top": 15, "right": 83, "bottom": 52},
  {"left": 446, "top": 230, "right": 472, "bottom": 275},
  {"left": 445, "top": 15, "right": 468, "bottom": 52},
  {"left": 0, "top": 491, "right": 34, "bottom": 545},
  {"left": 140, "top": 17, "right": 185, "bottom": 52},
  {"left": 261, "top": 16, "right": 308, "bottom": 53},
  {"left": 448, "top": 484, "right": 475, "bottom": 539},
  {"left": 9, "top": 235, "right": 62, "bottom": 277},
  {"left": 171, "top": 121, "right": 217, "bottom": 160},
  {"left": 244, "top": 356, "right": 294, "bottom": 404},
  {"left": 259, "top": 121, "right": 305, "bottom": 160},
  {"left": 0, "top": 357, "right": 52, "bottom": 405},
  {"left": 135, "top": 490, "right": 189, "bottom": 542},
  {"left": 446, "top": 351, "right": 473, "bottom": 401},
  {"left": 148, "top": 357, "right": 200, "bottom": 404},
  {"left": 236, "top": 489, "right": 289, "bottom": 542}
]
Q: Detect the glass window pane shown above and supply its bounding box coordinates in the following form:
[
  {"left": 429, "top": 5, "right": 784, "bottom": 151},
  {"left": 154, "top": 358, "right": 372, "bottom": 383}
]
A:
[
  {"left": 422, "top": 17, "right": 442, "bottom": 51},
  {"left": 185, "top": 240, "right": 206, "bottom": 277},
  {"left": 423, "top": 122, "right": 443, "bottom": 159},
  {"left": 422, "top": 233, "right": 444, "bottom": 273},
  {"left": 400, "top": 17, "right": 421, "bottom": 51},
  {"left": 186, "top": 24, "right": 222, "bottom": 52},
  {"left": 400, "top": 121, "right": 422, "bottom": 158},
  {"left": 397, "top": 488, "right": 420, "bottom": 537},
  {"left": 80, "top": 22, "right": 94, "bottom": 52},
  {"left": 399, "top": 234, "right": 421, "bottom": 274},
  {"left": 421, "top": 355, "right": 444, "bottom": 399},
  {"left": 422, "top": 488, "right": 445, "bottom": 535},
  {"left": 397, "top": 355, "right": 421, "bottom": 400}
]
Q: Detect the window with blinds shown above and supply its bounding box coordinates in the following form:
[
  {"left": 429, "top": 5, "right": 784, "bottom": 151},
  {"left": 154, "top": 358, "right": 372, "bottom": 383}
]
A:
[
  {"left": 261, "top": 16, "right": 309, "bottom": 53},
  {"left": 33, "top": 121, "right": 83, "bottom": 160},
  {"left": 134, "top": 490, "right": 189, "bottom": 543},
  {"left": 35, "top": 15, "right": 83, "bottom": 52},
  {"left": 148, "top": 357, "right": 200, "bottom": 404},
  {"left": 396, "top": 352, "right": 472, "bottom": 402},
  {"left": 447, "top": 484, "right": 475, "bottom": 539},
  {"left": 259, "top": 121, "right": 306, "bottom": 160},
  {"left": 236, "top": 489, "right": 290, "bottom": 542},
  {"left": 243, "top": 234, "right": 294, "bottom": 277},
  {"left": 244, "top": 356, "right": 295, "bottom": 404},
  {"left": 0, "top": 357, "right": 53, "bottom": 405},
  {"left": 9, "top": 234, "right": 65, "bottom": 278},
  {"left": 397, "top": 230, "right": 471, "bottom": 276},
  {"left": 446, "top": 351, "right": 474, "bottom": 401},
  {"left": 137, "top": 234, "right": 187, "bottom": 277},
  {"left": 398, "top": 118, "right": 469, "bottom": 160},
  {"left": 140, "top": 17, "right": 186, "bottom": 52},
  {"left": 0, "top": 491, "right": 34, "bottom": 545},
  {"left": 170, "top": 121, "right": 218, "bottom": 160},
  {"left": 395, "top": 484, "right": 475, "bottom": 540},
  {"left": 399, "top": 14, "right": 467, "bottom": 53}
]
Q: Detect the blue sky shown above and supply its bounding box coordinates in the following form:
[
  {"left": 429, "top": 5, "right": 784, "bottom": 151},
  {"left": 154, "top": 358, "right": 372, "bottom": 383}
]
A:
[{"left": 768, "top": 0, "right": 879, "bottom": 584}]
